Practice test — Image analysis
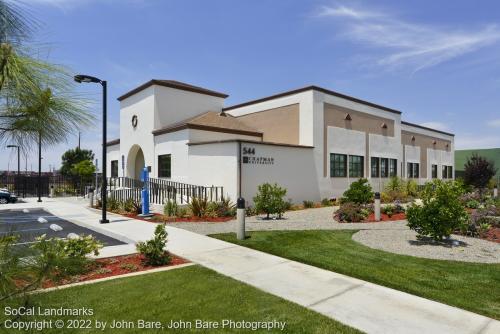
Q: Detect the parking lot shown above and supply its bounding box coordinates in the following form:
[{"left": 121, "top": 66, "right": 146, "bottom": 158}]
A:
[{"left": 0, "top": 208, "right": 125, "bottom": 247}]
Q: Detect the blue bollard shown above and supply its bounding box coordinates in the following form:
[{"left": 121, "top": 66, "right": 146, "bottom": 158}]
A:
[{"left": 139, "top": 167, "right": 153, "bottom": 217}]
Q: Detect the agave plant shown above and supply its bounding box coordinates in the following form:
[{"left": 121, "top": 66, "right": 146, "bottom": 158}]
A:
[{"left": 189, "top": 196, "right": 208, "bottom": 217}]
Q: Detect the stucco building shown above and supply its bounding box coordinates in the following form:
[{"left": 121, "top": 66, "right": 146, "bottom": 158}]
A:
[{"left": 106, "top": 80, "right": 454, "bottom": 203}]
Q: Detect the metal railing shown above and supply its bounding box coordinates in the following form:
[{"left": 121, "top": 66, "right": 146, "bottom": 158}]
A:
[{"left": 106, "top": 177, "right": 224, "bottom": 205}]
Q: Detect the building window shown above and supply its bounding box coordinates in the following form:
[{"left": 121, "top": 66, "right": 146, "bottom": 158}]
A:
[
  {"left": 111, "top": 160, "right": 118, "bottom": 178},
  {"left": 389, "top": 159, "right": 397, "bottom": 177},
  {"left": 330, "top": 154, "right": 347, "bottom": 177},
  {"left": 380, "top": 158, "right": 389, "bottom": 178},
  {"left": 158, "top": 154, "right": 171, "bottom": 178},
  {"left": 407, "top": 162, "right": 419, "bottom": 178},
  {"left": 349, "top": 155, "right": 364, "bottom": 177},
  {"left": 442, "top": 165, "right": 453, "bottom": 179},
  {"left": 371, "top": 157, "right": 379, "bottom": 177},
  {"left": 432, "top": 164, "right": 438, "bottom": 179}
]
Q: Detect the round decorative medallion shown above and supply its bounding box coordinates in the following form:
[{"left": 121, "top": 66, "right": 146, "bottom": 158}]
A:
[{"left": 131, "top": 115, "right": 138, "bottom": 128}]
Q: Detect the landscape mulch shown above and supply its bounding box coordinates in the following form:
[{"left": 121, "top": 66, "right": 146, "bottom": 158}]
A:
[{"left": 42, "top": 253, "right": 189, "bottom": 288}]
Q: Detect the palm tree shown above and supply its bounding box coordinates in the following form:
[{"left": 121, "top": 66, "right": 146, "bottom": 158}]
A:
[{"left": 0, "top": 0, "right": 94, "bottom": 148}]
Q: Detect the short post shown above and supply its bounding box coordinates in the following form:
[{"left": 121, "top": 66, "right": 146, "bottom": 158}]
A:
[
  {"left": 49, "top": 185, "right": 54, "bottom": 198},
  {"left": 237, "top": 197, "right": 246, "bottom": 240},
  {"left": 89, "top": 187, "right": 94, "bottom": 208},
  {"left": 494, "top": 186, "right": 498, "bottom": 198},
  {"left": 374, "top": 192, "right": 381, "bottom": 222}
]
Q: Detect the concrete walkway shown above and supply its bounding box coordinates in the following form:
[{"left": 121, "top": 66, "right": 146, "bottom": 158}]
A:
[{"left": 2, "top": 198, "right": 499, "bottom": 334}]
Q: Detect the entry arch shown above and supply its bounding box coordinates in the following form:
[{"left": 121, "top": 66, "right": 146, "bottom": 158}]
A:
[{"left": 126, "top": 144, "right": 145, "bottom": 180}]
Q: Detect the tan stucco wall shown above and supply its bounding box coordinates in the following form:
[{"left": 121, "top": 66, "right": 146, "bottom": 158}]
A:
[
  {"left": 236, "top": 104, "right": 300, "bottom": 145},
  {"left": 324, "top": 103, "right": 395, "bottom": 137},
  {"left": 401, "top": 130, "right": 452, "bottom": 178},
  {"left": 323, "top": 103, "right": 395, "bottom": 176}
]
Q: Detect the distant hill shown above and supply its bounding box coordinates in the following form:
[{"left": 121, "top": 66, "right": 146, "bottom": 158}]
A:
[{"left": 455, "top": 148, "right": 500, "bottom": 179}]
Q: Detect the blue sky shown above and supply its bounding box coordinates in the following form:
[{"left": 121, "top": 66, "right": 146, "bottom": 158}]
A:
[{"left": 2, "top": 0, "right": 500, "bottom": 171}]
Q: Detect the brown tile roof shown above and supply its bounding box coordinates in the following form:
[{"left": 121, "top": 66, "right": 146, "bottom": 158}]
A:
[
  {"left": 117, "top": 80, "right": 228, "bottom": 101},
  {"left": 152, "top": 111, "right": 263, "bottom": 137}
]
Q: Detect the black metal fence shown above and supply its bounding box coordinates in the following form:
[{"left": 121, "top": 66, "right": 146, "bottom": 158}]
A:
[
  {"left": 107, "top": 177, "right": 225, "bottom": 205},
  {"left": 0, "top": 174, "right": 94, "bottom": 198},
  {"left": 0, "top": 173, "right": 225, "bottom": 204}
]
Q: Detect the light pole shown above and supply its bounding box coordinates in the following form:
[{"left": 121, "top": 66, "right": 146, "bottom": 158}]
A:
[{"left": 74, "top": 74, "right": 109, "bottom": 224}]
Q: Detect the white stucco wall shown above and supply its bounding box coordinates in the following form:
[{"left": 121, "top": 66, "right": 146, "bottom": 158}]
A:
[
  {"left": 187, "top": 142, "right": 239, "bottom": 200},
  {"left": 240, "top": 143, "right": 319, "bottom": 205},
  {"left": 106, "top": 144, "right": 120, "bottom": 176},
  {"left": 119, "top": 86, "right": 156, "bottom": 178},
  {"left": 154, "top": 129, "right": 190, "bottom": 182},
  {"left": 154, "top": 86, "right": 224, "bottom": 129}
]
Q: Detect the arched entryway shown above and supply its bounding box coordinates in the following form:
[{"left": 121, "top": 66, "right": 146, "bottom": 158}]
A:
[{"left": 126, "top": 145, "right": 145, "bottom": 180}]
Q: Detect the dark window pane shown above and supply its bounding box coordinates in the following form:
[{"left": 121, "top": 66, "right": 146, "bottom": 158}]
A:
[
  {"left": 349, "top": 155, "right": 364, "bottom": 178},
  {"left": 389, "top": 159, "right": 397, "bottom": 177},
  {"left": 371, "top": 157, "right": 379, "bottom": 177},
  {"left": 381, "top": 158, "right": 388, "bottom": 178},
  {"left": 158, "top": 154, "right": 171, "bottom": 178},
  {"left": 330, "top": 154, "right": 347, "bottom": 177},
  {"left": 432, "top": 165, "right": 437, "bottom": 178},
  {"left": 111, "top": 160, "right": 118, "bottom": 178}
]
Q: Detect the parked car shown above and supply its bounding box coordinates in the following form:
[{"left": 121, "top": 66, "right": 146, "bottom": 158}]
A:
[{"left": 0, "top": 189, "right": 17, "bottom": 204}]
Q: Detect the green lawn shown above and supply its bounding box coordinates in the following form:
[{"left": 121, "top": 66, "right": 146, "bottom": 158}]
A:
[
  {"left": 212, "top": 230, "right": 500, "bottom": 319},
  {"left": 0, "top": 265, "right": 360, "bottom": 334}
]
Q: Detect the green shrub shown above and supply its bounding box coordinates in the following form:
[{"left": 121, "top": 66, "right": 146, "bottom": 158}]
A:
[
  {"left": 163, "top": 200, "right": 178, "bottom": 217},
  {"left": 405, "top": 180, "right": 419, "bottom": 197},
  {"left": 177, "top": 206, "right": 189, "bottom": 218},
  {"left": 31, "top": 234, "right": 103, "bottom": 277},
  {"left": 321, "top": 198, "right": 332, "bottom": 206},
  {"left": 205, "top": 201, "right": 219, "bottom": 217},
  {"left": 406, "top": 180, "right": 469, "bottom": 241},
  {"left": 120, "top": 263, "right": 139, "bottom": 272},
  {"left": 335, "top": 203, "right": 368, "bottom": 222},
  {"left": 136, "top": 224, "right": 171, "bottom": 266},
  {"left": 382, "top": 204, "right": 395, "bottom": 217},
  {"left": 253, "top": 183, "right": 287, "bottom": 219},
  {"left": 63, "top": 235, "right": 103, "bottom": 259},
  {"left": 188, "top": 197, "right": 208, "bottom": 217},
  {"left": 465, "top": 199, "right": 480, "bottom": 209},
  {"left": 107, "top": 197, "right": 120, "bottom": 212},
  {"left": 218, "top": 198, "right": 236, "bottom": 217},
  {"left": 341, "top": 178, "right": 374, "bottom": 204},
  {"left": 303, "top": 200, "right": 314, "bottom": 208}
]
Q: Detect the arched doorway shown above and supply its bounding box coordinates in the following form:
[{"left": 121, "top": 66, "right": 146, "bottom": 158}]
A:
[{"left": 126, "top": 145, "right": 145, "bottom": 180}]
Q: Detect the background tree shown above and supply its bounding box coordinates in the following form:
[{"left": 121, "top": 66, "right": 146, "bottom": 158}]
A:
[
  {"left": 60, "top": 147, "right": 94, "bottom": 176},
  {"left": 71, "top": 160, "right": 96, "bottom": 180},
  {"left": 463, "top": 154, "right": 497, "bottom": 194}
]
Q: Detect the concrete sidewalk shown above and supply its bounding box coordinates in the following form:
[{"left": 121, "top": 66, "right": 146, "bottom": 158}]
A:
[{"left": 2, "top": 198, "right": 499, "bottom": 334}]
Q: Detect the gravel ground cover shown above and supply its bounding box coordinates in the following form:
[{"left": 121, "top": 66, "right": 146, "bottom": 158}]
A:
[
  {"left": 168, "top": 206, "right": 407, "bottom": 235},
  {"left": 352, "top": 229, "right": 500, "bottom": 263}
]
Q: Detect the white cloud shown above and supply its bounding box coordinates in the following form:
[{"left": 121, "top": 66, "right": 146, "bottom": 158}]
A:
[
  {"left": 419, "top": 122, "right": 450, "bottom": 132},
  {"left": 315, "top": 4, "right": 500, "bottom": 73},
  {"left": 487, "top": 119, "right": 500, "bottom": 128}
]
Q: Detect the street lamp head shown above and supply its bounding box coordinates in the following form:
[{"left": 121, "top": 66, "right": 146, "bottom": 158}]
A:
[
  {"left": 74, "top": 74, "right": 102, "bottom": 84},
  {"left": 6, "top": 145, "right": 18, "bottom": 148}
]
